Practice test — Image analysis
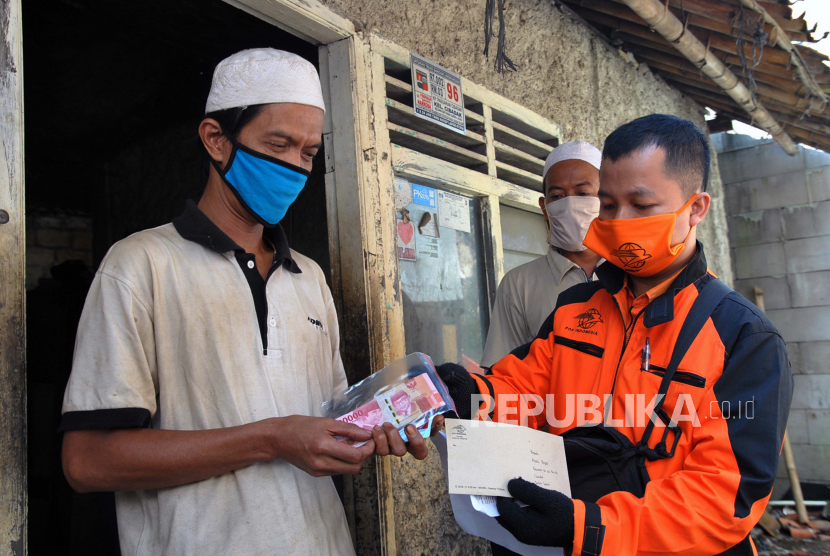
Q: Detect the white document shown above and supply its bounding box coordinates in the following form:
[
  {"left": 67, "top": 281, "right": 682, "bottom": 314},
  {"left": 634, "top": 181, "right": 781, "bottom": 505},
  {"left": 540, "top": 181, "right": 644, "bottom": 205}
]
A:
[
  {"left": 446, "top": 419, "right": 571, "bottom": 498},
  {"left": 432, "top": 431, "right": 564, "bottom": 556},
  {"left": 437, "top": 190, "right": 471, "bottom": 233}
]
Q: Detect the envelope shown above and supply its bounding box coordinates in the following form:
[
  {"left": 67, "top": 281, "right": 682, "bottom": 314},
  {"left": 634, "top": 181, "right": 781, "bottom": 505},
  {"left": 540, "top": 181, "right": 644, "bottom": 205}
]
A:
[{"left": 445, "top": 418, "right": 571, "bottom": 498}]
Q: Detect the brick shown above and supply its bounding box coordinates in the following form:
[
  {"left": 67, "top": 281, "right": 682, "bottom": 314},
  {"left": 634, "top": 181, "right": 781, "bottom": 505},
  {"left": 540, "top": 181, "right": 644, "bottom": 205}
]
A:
[
  {"left": 26, "top": 247, "right": 55, "bottom": 267},
  {"left": 802, "top": 147, "right": 830, "bottom": 170},
  {"left": 35, "top": 215, "right": 64, "bottom": 229},
  {"left": 72, "top": 231, "right": 93, "bottom": 250},
  {"left": 36, "top": 228, "right": 71, "bottom": 248},
  {"left": 55, "top": 249, "right": 91, "bottom": 265},
  {"left": 786, "top": 409, "right": 810, "bottom": 444},
  {"left": 781, "top": 201, "right": 830, "bottom": 240},
  {"left": 787, "top": 342, "right": 802, "bottom": 374},
  {"left": 718, "top": 142, "right": 804, "bottom": 185},
  {"left": 770, "top": 476, "right": 791, "bottom": 498},
  {"left": 734, "top": 242, "right": 786, "bottom": 279},
  {"left": 784, "top": 235, "right": 830, "bottom": 274},
  {"left": 733, "top": 276, "right": 790, "bottom": 310},
  {"left": 712, "top": 133, "right": 772, "bottom": 156},
  {"left": 789, "top": 271, "right": 830, "bottom": 308},
  {"left": 788, "top": 443, "right": 830, "bottom": 482},
  {"left": 807, "top": 165, "right": 830, "bottom": 202},
  {"left": 65, "top": 216, "right": 92, "bottom": 231},
  {"left": 806, "top": 410, "right": 830, "bottom": 446},
  {"left": 799, "top": 341, "right": 830, "bottom": 374},
  {"left": 728, "top": 209, "right": 783, "bottom": 247},
  {"left": 725, "top": 171, "right": 810, "bottom": 214},
  {"left": 25, "top": 265, "right": 43, "bottom": 290},
  {"left": 767, "top": 307, "right": 830, "bottom": 343},
  {"left": 791, "top": 375, "right": 830, "bottom": 410}
]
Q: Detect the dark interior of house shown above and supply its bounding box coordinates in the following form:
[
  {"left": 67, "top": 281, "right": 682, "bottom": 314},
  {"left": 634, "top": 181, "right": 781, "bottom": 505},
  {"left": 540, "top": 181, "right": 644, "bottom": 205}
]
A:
[{"left": 23, "top": 2, "right": 327, "bottom": 553}]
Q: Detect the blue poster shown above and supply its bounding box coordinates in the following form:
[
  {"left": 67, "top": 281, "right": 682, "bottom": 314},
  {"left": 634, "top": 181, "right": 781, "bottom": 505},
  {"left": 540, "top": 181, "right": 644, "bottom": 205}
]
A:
[{"left": 412, "top": 184, "right": 436, "bottom": 208}]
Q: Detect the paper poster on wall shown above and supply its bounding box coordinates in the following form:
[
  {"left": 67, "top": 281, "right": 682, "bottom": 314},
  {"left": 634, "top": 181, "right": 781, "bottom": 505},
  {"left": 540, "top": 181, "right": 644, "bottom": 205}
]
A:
[
  {"left": 417, "top": 236, "right": 441, "bottom": 260},
  {"left": 412, "top": 183, "right": 437, "bottom": 208},
  {"left": 438, "top": 190, "right": 471, "bottom": 233},
  {"left": 397, "top": 211, "right": 416, "bottom": 261},
  {"left": 410, "top": 53, "right": 467, "bottom": 135},
  {"left": 395, "top": 176, "right": 413, "bottom": 209}
]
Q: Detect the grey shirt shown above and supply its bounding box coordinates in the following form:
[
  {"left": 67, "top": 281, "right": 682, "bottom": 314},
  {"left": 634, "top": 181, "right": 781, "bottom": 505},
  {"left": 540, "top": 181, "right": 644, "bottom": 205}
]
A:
[{"left": 481, "top": 248, "right": 594, "bottom": 368}]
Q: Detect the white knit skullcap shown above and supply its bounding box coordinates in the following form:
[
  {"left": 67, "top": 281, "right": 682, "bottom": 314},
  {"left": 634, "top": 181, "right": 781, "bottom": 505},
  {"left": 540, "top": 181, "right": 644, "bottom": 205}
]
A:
[
  {"left": 542, "top": 141, "right": 602, "bottom": 180},
  {"left": 205, "top": 48, "right": 326, "bottom": 114}
]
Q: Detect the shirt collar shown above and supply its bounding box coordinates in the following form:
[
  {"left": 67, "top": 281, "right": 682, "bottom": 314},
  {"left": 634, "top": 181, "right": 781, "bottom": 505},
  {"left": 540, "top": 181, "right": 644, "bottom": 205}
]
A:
[
  {"left": 597, "top": 241, "right": 709, "bottom": 327},
  {"left": 546, "top": 248, "right": 580, "bottom": 285},
  {"left": 172, "top": 200, "right": 301, "bottom": 274}
]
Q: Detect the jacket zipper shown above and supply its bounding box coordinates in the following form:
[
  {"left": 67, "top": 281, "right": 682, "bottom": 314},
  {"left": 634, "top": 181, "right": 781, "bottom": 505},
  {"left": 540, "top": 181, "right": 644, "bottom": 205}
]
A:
[
  {"left": 641, "top": 364, "right": 706, "bottom": 388},
  {"left": 608, "top": 297, "right": 644, "bottom": 400},
  {"left": 554, "top": 336, "right": 604, "bottom": 358}
]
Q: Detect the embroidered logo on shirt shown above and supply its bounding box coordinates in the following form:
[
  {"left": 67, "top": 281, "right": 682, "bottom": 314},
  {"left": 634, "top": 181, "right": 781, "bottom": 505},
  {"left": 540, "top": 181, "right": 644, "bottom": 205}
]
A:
[
  {"left": 308, "top": 317, "right": 324, "bottom": 332},
  {"left": 610, "top": 242, "right": 652, "bottom": 271},
  {"left": 574, "top": 308, "right": 603, "bottom": 330}
]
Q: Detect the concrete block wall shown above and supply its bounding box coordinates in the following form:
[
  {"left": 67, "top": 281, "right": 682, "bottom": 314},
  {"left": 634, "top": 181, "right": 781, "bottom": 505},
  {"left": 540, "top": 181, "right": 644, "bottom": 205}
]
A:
[
  {"left": 25, "top": 210, "right": 93, "bottom": 290},
  {"left": 713, "top": 133, "right": 830, "bottom": 495}
]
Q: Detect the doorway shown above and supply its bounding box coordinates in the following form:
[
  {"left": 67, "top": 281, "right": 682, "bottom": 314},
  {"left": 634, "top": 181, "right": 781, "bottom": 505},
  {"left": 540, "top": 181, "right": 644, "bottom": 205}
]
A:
[{"left": 23, "top": 1, "right": 328, "bottom": 553}]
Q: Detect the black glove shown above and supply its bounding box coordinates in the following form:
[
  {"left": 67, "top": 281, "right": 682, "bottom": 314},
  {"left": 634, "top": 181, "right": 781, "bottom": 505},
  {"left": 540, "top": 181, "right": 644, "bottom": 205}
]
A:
[
  {"left": 436, "top": 363, "right": 476, "bottom": 420},
  {"left": 495, "top": 478, "right": 575, "bottom": 548}
]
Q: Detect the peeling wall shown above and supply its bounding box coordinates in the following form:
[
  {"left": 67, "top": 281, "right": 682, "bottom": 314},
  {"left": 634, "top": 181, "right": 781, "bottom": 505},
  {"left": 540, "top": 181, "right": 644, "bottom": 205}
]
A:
[
  {"left": 320, "top": 0, "right": 731, "bottom": 284},
  {"left": 316, "top": 1, "right": 733, "bottom": 554}
]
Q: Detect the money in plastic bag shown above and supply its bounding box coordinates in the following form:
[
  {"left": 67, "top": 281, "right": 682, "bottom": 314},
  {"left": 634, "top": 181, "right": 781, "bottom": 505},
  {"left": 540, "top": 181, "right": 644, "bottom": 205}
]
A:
[{"left": 321, "top": 352, "right": 457, "bottom": 446}]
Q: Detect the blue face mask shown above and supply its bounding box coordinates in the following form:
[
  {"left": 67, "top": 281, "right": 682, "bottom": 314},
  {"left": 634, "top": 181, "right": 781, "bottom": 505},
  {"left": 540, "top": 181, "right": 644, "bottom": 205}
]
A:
[{"left": 213, "top": 141, "right": 310, "bottom": 227}]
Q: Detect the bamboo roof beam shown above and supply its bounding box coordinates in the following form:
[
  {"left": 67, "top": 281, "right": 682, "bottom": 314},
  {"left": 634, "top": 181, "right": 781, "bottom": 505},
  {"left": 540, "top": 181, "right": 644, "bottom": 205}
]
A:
[
  {"left": 564, "top": 0, "right": 781, "bottom": 44},
  {"left": 613, "top": 32, "right": 827, "bottom": 83},
  {"left": 572, "top": 6, "right": 791, "bottom": 66},
  {"left": 616, "top": 0, "right": 797, "bottom": 154},
  {"left": 627, "top": 44, "right": 804, "bottom": 94},
  {"left": 738, "top": 0, "right": 829, "bottom": 110}
]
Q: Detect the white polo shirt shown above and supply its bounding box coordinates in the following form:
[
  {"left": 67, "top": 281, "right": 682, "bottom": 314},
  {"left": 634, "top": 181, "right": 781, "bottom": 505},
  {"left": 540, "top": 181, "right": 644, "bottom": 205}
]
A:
[
  {"left": 481, "top": 248, "right": 597, "bottom": 368},
  {"left": 60, "top": 201, "right": 354, "bottom": 556}
]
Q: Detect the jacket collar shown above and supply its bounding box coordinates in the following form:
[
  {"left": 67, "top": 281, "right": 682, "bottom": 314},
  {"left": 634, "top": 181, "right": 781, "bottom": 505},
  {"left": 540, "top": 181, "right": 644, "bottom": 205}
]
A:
[
  {"left": 595, "top": 241, "right": 709, "bottom": 327},
  {"left": 172, "top": 200, "right": 301, "bottom": 274}
]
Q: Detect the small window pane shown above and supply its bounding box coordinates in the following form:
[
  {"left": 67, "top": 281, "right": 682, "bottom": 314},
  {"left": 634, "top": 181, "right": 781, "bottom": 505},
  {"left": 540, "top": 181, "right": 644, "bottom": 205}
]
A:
[
  {"left": 500, "top": 205, "right": 548, "bottom": 275},
  {"left": 399, "top": 187, "right": 488, "bottom": 368}
]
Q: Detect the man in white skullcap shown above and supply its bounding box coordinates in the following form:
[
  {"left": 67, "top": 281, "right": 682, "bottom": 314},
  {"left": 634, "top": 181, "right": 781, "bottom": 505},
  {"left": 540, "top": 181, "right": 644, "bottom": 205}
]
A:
[
  {"left": 481, "top": 141, "right": 602, "bottom": 369},
  {"left": 59, "top": 48, "right": 436, "bottom": 556}
]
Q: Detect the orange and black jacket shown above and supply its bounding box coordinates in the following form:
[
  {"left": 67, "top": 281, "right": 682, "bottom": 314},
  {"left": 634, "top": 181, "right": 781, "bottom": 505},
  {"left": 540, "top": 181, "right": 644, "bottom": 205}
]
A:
[{"left": 473, "top": 244, "right": 793, "bottom": 556}]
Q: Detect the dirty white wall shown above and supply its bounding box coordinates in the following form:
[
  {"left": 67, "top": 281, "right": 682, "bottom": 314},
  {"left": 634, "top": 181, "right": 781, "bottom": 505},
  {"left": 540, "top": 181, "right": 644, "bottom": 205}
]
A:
[
  {"left": 317, "top": 1, "right": 734, "bottom": 554},
  {"left": 322, "top": 0, "right": 732, "bottom": 284},
  {"left": 713, "top": 132, "right": 830, "bottom": 496}
]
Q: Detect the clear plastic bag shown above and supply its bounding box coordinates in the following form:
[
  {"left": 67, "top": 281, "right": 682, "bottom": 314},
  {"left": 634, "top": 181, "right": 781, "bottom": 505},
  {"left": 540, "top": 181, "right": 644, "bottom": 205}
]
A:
[{"left": 322, "top": 352, "right": 457, "bottom": 445}]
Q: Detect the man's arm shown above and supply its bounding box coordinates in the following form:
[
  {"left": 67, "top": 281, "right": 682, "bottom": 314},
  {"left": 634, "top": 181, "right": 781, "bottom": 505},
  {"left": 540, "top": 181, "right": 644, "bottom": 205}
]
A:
[{"left": 62, "top": 415, "right": 375, "bottom": 493}]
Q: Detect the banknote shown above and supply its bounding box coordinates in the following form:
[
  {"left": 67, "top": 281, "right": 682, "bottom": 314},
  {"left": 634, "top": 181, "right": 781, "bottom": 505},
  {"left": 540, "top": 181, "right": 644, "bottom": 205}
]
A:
[{"left": 336, "top": 373, "right": 445, "bottom": 446}]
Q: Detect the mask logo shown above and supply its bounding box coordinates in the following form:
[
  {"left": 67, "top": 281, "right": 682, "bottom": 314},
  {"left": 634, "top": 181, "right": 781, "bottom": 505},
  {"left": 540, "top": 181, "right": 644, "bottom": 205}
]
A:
[
  {"left": 610, "top": 242, "right": 653, "bottom": 271},
  {"left": 575, "top": 308, "right": 603, "bottom": 329}
]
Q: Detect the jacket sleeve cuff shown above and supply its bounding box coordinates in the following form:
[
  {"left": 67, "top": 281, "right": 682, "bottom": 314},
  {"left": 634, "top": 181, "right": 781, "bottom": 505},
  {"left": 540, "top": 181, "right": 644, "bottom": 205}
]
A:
[
  {"left": 470, "top": 374, "right": 495, "bottom": 420},
  {"left": 571, "top": 500, "right": 605, "bottom": 556}
]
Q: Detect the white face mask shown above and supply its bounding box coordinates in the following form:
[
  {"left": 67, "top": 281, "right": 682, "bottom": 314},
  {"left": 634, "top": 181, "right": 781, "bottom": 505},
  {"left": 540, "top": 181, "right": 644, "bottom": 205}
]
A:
[{"left": 545, "top": 196, "right": 601, "bottom": 252}]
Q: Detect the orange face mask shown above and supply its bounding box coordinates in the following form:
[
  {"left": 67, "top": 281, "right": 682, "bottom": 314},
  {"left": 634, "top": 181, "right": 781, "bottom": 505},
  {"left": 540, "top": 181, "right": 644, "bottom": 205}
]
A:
[{"left": 582, "top": 195, "right": 697, "bottom": 277}]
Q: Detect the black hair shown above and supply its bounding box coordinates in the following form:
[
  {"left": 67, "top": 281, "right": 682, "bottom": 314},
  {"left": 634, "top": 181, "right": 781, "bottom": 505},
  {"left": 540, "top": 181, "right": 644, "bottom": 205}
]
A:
[
  {"left": 199, "top": 104, "right": 266, "bottom": 185},
  {"left": 602, "top": 114, "right": 710, "bottom": 196}
]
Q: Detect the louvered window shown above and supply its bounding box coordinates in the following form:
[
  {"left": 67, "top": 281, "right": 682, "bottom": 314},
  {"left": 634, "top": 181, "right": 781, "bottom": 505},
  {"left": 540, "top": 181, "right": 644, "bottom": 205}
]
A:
[{"left": 377, "top": 43, "right": 561, "bottom": 194}]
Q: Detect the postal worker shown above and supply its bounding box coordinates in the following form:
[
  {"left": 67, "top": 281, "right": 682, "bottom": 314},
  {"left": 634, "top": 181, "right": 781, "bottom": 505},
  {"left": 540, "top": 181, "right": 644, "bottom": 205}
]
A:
[{"left": 439, "top": 114, "right": 792, "bottom": 556}]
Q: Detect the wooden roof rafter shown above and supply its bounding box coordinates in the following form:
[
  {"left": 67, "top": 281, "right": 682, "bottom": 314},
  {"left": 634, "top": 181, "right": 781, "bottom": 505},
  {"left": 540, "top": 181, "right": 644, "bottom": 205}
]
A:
[{"left": 557, "top": 0, "right": 830, "bottom": 154}]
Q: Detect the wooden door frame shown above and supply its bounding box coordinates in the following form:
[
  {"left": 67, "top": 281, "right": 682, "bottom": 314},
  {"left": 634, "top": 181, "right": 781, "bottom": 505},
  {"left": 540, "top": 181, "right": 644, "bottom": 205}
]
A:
[{"left": 0, "top": 0, "right": 26, "bottom": 554}]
